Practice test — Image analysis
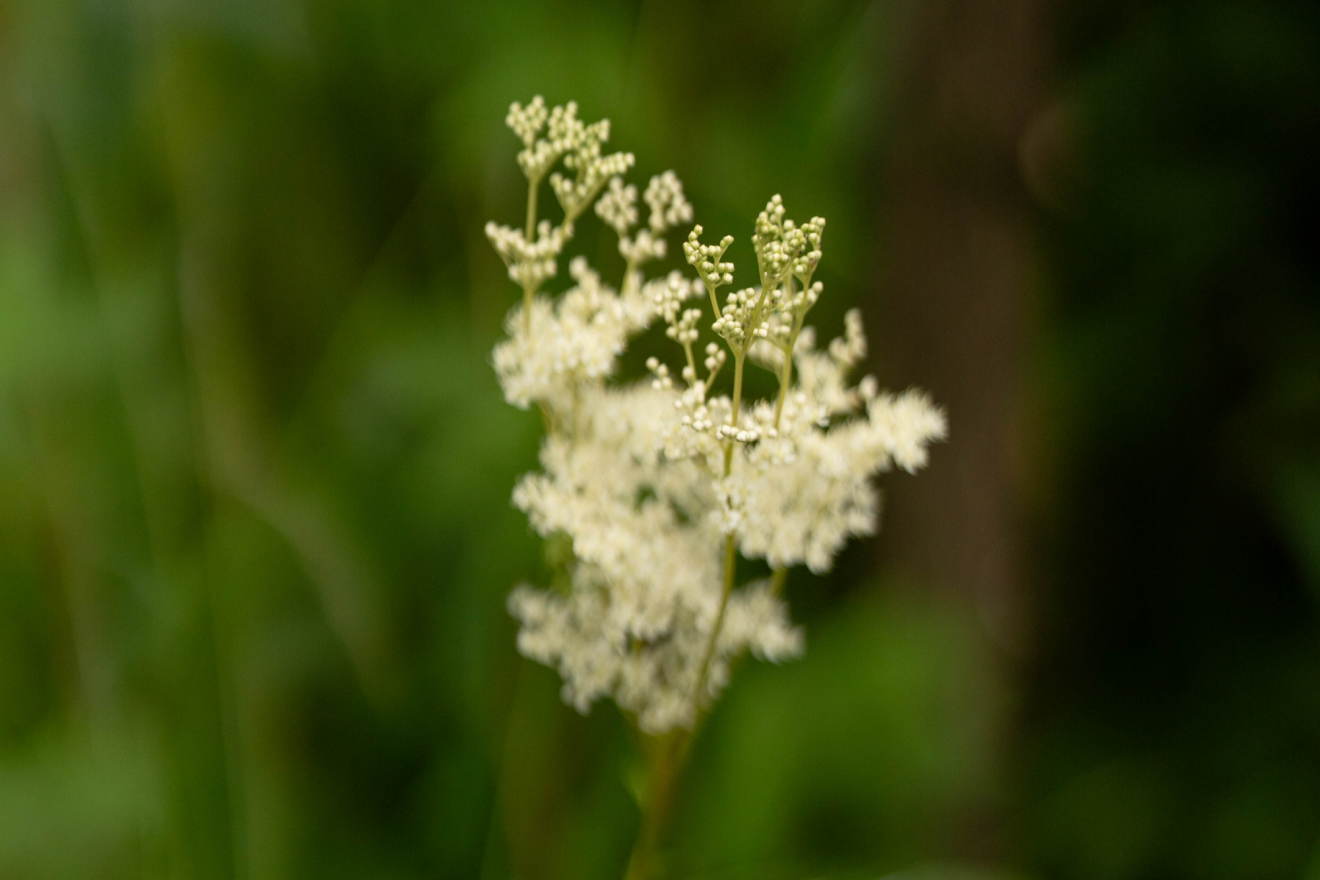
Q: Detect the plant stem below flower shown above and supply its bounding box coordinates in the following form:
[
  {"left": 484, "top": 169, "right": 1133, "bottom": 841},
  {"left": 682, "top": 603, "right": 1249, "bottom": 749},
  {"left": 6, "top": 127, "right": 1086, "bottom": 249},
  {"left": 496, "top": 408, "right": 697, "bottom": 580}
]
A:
[
  {"left": 525, "top": 176, "right": 538, "bottom": 239},
  {"left": 623, "top": 730, "right": 688, "bottom": 880},
  {"left": 723, "top": 352, "right": 745, "bottom": 473},
  {"left": 624, "top": 530, "right": 736, "bottom": 880}
]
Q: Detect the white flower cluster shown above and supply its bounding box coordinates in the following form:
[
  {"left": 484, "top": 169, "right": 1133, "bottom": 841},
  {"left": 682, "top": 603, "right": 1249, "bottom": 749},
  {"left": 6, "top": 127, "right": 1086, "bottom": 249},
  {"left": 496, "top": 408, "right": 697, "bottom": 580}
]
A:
[
  {"left": 484, "top": 219, "right": 568, "bottom": 291},
  {"left": 492, "top": 257, "right": 653, "bottom": 411},
  {"left": 488, "top": 97, "right": 947, "bottom": 734},
  {"left": 596, "top": 167, "right": 693, "bottom": 278},
  {"left": 720, "top": 325, "right": 947, "bottom": 573},
  {"left": 487, "top": 97, "right": 636, "bottom": 307}
]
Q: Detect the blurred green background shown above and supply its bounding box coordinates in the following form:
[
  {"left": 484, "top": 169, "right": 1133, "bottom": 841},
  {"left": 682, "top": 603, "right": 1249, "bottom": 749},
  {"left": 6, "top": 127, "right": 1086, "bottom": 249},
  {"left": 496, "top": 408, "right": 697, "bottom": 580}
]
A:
[{"left": 1, "top": 1, "right": 1318, "bottom": 879}]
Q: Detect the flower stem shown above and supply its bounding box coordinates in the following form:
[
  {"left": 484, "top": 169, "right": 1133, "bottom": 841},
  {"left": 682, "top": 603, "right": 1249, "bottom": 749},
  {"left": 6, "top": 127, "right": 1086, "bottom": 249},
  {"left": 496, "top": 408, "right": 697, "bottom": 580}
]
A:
[
  {"left": 693, "top": 532, "right": 738, "bottom": 706},
  {"left": 525, "top": 176, "right": 539, "bottom": 239},
  {"left": 773, "top": 347, "right": 793, "bottom": 428},
  {"left": 626, "top": 302, "right": 749, "bottom": 880},
  {"left": 730, "top": 352, "right": 745, "bottom": 428},
  {"left": 704, "top": 281, "right": 722, "bottom": 321},
  {"left": 773, "top": 316, "right": 802, "bottom": 429},
  {"left": 722, "top": 351, "right": 745, "bottom": 473},
  {"left": 628, "top": 349, "right": 744, "bottom": 879},
  {"left": 623, "top": 731, "right": 688, "bottom": 880},
  {"left": 624, "top": 258, "right": 639, "bottom": 297},
  {"left": 682, "top": 340, "right": 697, "bottom": 386},
  {"left": 625, "top": 529, "right": 736, "bottom": 880},
  {"left": 523, "top": 175, "right": 540, "bottom": 335}
]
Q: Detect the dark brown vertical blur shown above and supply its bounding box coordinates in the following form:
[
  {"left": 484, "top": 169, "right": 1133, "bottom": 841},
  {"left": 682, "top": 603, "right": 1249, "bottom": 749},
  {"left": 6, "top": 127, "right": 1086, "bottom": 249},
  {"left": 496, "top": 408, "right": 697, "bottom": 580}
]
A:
[{"left": 873, "top": 0, "right": 1049, "bottom": 656}]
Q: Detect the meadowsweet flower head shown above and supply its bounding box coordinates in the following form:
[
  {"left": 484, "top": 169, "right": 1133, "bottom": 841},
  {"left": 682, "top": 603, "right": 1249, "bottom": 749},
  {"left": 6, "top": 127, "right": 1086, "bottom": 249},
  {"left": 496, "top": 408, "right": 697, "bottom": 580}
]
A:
[{"left": 487, "top": 97, "right": 946, "bottom": 733}]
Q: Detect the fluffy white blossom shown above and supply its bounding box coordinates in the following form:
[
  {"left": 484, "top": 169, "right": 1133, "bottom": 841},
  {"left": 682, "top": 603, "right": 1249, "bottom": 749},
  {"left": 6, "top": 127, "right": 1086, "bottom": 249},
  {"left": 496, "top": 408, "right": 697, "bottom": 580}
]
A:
[
  {"left": 488, "top": 97, "right": 946, "bottom": 733},
  {"left": 721, "top": 321, "right": 948, "bottom": 573},
  {"left": 492, "top": 256, "right": 653, "bottom": 410}
]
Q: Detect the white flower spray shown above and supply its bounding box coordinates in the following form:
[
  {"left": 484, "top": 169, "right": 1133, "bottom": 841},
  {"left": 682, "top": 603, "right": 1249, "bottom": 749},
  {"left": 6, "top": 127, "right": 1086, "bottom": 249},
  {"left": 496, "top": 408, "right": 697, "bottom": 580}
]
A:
[{"left": 486, "top": 96, "right": 947, "bottom": 880}]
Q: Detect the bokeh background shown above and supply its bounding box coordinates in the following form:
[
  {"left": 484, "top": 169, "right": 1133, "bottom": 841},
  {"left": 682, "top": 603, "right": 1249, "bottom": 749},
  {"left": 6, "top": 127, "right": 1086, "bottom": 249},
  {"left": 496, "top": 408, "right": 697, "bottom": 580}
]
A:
[{"left": 2, "top": 1, "right": 1318, "bottom": 878}]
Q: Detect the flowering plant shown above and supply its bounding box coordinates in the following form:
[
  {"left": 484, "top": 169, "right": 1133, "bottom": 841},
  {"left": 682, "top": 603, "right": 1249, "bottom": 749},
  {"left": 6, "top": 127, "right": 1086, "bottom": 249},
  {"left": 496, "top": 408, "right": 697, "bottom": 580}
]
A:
[{"left": 486, "top": 96, "right": 946, "bottom": 879}]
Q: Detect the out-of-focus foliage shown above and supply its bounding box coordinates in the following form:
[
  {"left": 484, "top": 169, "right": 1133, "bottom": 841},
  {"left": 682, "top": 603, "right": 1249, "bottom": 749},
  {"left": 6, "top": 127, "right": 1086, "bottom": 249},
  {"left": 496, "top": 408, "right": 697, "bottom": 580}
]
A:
[
  {"left": 1022, "top": 2, "right": 1320, "bottom": 879},
  {"left": 0, "top": 0, "right": 1317, "bottom": 879}
]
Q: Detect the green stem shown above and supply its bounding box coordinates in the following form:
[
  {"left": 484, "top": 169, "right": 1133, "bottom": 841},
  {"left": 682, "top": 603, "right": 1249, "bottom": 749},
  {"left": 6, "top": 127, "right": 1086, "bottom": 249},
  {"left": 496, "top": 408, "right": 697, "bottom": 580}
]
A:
[
  {"left": 525, "top": 176, "right": 539, "bottom": 239},
  {"left": 522, "top": 174, "right": 541, "bottom": 335},
  {"left": 704, "top": 281, "right": 722, "bottom": 321},
  {"left": 772, "top": 312, "right": 804, "bottom": 429},
  {"left": 709, "top": 343, "right": 744, "bottom": 702},
  {"left": 692, "top": 532, "right": 738, "bottom": 705},
  {"left": 624, "top": 257, "right": 639, "bottom": 297},
  {"left": 703, "top": 353, "right": 725, "bottom": 395},
  {"left": 773, "top": 346, "right": 793, "bottom": 428},
  {"left": 723, "top": 352, "right": 745, "bottom": 473},
  {"left": 625, "top": 315, "right": 749, "bottom": 880},
  {"left": 628, "top": 347, "right": 744, "bottom": 879},
  {"left": 682, "top": 340, "right": 697, "bottom": 386},
  {"left": 730, "top": 352, "right": 745, "bottom": 425},
  {"left": 626, "top": 528, "right": 735, "bottom": 880},
  {"left": 623, "top": 731, "right": 688, "bottom": 880},
  {"left": 748, "top": 278, "right": 777, "bottom": 335}
]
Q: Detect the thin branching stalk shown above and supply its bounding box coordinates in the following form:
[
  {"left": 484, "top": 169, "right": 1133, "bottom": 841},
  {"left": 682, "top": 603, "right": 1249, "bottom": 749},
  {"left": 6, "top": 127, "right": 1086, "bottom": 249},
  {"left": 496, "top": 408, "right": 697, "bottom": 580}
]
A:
[{"left": 525, "top": 176, "right": 539, "bottom": 239}]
